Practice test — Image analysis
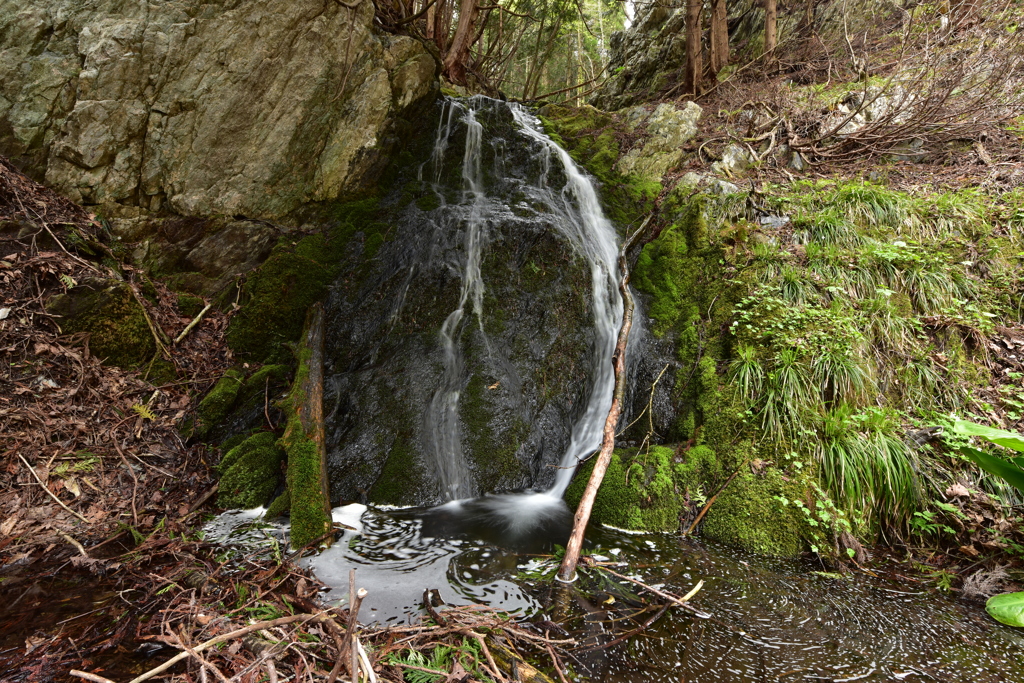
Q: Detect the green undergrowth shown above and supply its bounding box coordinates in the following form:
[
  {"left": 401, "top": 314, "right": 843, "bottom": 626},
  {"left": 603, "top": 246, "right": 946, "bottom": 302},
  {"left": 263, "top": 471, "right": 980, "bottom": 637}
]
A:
[
  {"left": 626, "top": 176, "right": 1024, "bottom": 548},
  {"left": 565, "top": 445, "right": 823, "bottom": 555},
  {"left": 225, "top": 197, "right": 387, "bottom": 363},
  {"left": 536, "top": 104, "right": 660, "bottom": 229}
]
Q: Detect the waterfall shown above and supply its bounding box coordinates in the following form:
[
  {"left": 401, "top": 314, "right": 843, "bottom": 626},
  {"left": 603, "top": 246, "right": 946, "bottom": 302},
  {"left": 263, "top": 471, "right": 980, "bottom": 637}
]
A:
[
  {"left": 508, "top": 107, "right": 623, "bottom": 497},
  {"left": 423, "top": 97, "right": 623, "bottom": 501},
  {"left": 428, "top": 102, "right": 489, "bottom": 500}
]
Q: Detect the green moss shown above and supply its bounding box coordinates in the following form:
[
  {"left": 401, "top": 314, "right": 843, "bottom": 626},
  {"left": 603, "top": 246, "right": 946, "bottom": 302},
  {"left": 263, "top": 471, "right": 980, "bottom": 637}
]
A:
[
  {"left": 220, "top": 430, "right": 255, "bottom": 456},
  {"left": 47, "top": 279, "right": 155, "bottom": 368},
  {"left": 195, "top": 368, "right": 244, "bottom": 438},
  {"left": 564, "top": 446, "right": 682, "bottom": 532},
  {"left": 238, "top": 364, "right": 292, "bottom": 404},
  {"left": 668, "top": 444, "right": 819, "bottom": 556},
  {"left": 278, "top": 322, "right": 332, "bottom": 549},
  {"left": 217, "top": 432, "right": 285, "bottom": 509},
  {"left": 281, "top": 428, "right": 329, "bottom": 547},
  {"left": 225, "top": 198, "right": 385, "bottom": 363},
  {"left": 177, "top": 293, "right": 205, "bottom": 318},
  {"left": 265, "top": 490, "right": 291, "bottom": 519},
  {"left": 146, "top": 358, "right": 178, "bottom": 386}
]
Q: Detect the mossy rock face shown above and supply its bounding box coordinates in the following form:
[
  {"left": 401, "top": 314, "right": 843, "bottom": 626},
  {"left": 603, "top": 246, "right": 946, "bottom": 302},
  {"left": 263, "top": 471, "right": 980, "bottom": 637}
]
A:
[
  {"left": 322, "top": 99, "right": 601, "bottom": 506},
  {"left": 563, "top": 443, "right": 813, "bottom": 555},
  {"left": 225, "top": 198, "right": 384, "bottom": 364},
  {"left": 193, "top": 365, "right": 292, "bottom": 443},
  {"left": 536, "top": 104, "right": 661, "bottom": 229},
  {"left": 217, "top": 431, "right": 286, "bottom": 509},
  {"left": 47, "top": 277, "right": 155, "bottom": 367},
  {"left": 565, "top": 446, "right": 683, "bottom": 532},
  {"left": 194, "top": 368, "right": 245, "bottom": 439}
]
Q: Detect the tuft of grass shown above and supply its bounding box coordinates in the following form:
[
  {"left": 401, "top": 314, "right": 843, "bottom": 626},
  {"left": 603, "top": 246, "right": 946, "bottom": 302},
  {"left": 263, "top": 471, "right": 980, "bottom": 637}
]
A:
[
  {"left": 816, "top": 407, "right": 921, "bottom": 531},
  {"left": 827, "top": 182, "right": 915, "bottom": 231},
  {"left": 730, "top": 344, "right": 764, "bottom": 403},
  {"left": 803, "top": 209, "right": 864, "bottom": 247}
]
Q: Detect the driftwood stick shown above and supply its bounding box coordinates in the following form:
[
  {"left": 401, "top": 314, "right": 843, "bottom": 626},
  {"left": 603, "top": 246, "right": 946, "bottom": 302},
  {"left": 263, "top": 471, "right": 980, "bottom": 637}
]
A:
[
  {"left": 557, "top": 217, "right": 650, "bottom": 583},
  {"left": 127, "top": 613, "right": 320, "bottom": 683},
  {"left": 18, "top": 454, "right": 89, "bottom": 524},
  {"left": 174, "top": 303, "right": 212, "bottom": 343}
]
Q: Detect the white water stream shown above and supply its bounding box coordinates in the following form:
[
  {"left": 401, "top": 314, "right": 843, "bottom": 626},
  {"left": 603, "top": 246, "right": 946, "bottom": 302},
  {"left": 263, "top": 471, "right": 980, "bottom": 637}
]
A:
[{"left": 425, "top": 97, "right": 623, "bottom": 502}]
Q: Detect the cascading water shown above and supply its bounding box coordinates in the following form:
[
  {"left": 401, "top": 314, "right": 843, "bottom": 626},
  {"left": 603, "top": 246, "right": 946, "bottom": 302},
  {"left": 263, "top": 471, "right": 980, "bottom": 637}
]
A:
[
  {"left": 427, "top": 104, "right": 487, "bottom": 500},
  {"left": 418, "top": 97, "right": 624, "bottom": 504}
]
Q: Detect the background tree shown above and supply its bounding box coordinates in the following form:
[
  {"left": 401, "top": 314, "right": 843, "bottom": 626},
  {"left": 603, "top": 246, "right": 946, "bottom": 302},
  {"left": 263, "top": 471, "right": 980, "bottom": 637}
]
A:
[{"left": 709, "top": 0, "right": 729, "bottom": 76}]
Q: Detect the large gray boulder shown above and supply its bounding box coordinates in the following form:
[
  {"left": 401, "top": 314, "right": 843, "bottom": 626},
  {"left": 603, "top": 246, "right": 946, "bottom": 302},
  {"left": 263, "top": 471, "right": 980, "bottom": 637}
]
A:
[{"left": 0, "top": 0, "right": 438, "bottom": 221}]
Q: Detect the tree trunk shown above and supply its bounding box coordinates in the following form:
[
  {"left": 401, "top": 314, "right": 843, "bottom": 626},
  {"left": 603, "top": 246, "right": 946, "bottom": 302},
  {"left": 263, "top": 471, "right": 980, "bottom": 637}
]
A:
[
  {"left": 709, "top": 0, "right": 728, "bottom": 76},
  {"left": 443, "top": 0, "right": 481, "bottom": 84},
  {"left": 764, "top": 0, "right": 778, "bottom": 55},
  {"left": 557, "top": 220, "right": 649, "bottom": 584},
  {"left": 684, "top": 0, "right": 703, "bottom": 95}
]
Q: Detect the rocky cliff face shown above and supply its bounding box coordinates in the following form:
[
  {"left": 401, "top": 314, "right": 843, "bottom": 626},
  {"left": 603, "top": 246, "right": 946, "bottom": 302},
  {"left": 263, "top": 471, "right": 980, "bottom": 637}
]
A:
[{"left": 0, "top": 0, "right": 438, "bottom": 222}]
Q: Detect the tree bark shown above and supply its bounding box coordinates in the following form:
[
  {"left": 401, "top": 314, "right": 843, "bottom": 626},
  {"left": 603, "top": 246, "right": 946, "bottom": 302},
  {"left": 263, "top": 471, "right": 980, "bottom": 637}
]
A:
[
  {"left": 684, "top": 0, "right": 703, "bottom": 95},
  {"left": 709, "top": 0, "right": 728, "bottom": 76},
  {"left": 443, "top": 0, "right": 481, "bottom": 84},
  {"left": 557, "top": 219, "right": 649, "bottom": 584},
  {"left": 764, "top": 0, "right": 778, "bottom": 55}
]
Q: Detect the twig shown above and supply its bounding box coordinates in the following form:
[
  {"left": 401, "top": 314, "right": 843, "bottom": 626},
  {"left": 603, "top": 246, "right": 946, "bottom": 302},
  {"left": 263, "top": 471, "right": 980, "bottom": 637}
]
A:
[
  {"left": 575, "top": 602, "right": 671, "bottom": 652},
  {"left": 56, "top": 529, "right": 89, "bottom": 557},
  {"left": 423, "top": 589, "right": 448, "bottom": 626},
  {"left": 128, "top": 285, "right": 171, "bottom": 359},
  {"left": 467, "top": 631, "right": 505, "bottom": 682},
  {"left": 18, "top": 454, "right": 89, "bottom": 524},
  {"left": 175, "top": 628, "right": 231, "bottom": 683},
  {"left": 70, "top": 672, "right": 116, "bottom": 683},
  {"left": 127, "top": 613, "right": 322, "bottom": 683},
  {"left": 683, "top": 466, "right": 742, "bottom": 537},
  {"left": 346, "top": 571, "right": 366, "bottom": 683},
  {"left": 356, "top": 638, "right": 377, "bottom": 683},
  {"left": 545, "top": 643, "right": 570, "bottom": 683},
  {"left": 596, "top": 565, "right": 703, "bottom": 608},
  {"left": 174, "top": 303, "right": 212, "bottom": 344}
]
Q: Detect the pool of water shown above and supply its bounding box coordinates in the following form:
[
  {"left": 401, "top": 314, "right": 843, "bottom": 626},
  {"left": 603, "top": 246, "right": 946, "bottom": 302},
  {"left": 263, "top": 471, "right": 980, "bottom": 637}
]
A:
[{"left": 207, "top": 500, "right": 1024, "bottom": 682}]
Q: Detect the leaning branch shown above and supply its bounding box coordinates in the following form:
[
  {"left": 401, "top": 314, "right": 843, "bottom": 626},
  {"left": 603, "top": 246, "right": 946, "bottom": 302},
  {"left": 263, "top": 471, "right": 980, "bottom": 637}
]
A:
[{"left": 557, "top": 217, "right": 651, "bottom": 583}]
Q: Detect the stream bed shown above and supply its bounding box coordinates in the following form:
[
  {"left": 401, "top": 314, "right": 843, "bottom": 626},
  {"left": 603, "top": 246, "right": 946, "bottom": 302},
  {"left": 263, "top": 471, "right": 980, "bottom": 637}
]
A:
[{"left": 207, "top": 502, "right": 1024, "bottom": 683}]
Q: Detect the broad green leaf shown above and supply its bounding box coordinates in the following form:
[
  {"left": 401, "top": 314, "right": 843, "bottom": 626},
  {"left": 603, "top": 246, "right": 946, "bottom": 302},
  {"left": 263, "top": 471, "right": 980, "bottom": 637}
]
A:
[
  {"left": 1011, "top": 456, "right": 1024, "bottom": 469},
  {"left": 959, "top": 446, "right": 1024, "bottom": 494},
  {"left": 952, "top": 420, "right": 1024, "bottom": 453},
  {"left": 986, "top": 591, "right": 1024, "bottom": 628}
]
